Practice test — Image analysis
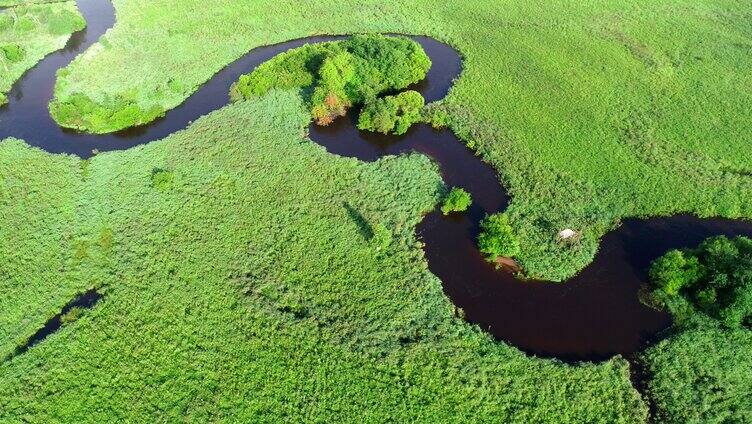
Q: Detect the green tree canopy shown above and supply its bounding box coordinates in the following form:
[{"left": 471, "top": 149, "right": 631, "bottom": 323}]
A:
[
  {"left": 440, "top": 187, "right": 472, "bottom": 215},
  {"left": 231, "top": 34, "right": 431, "bottom": 126},
  {"left": 649, "top": 235, "right": 752, "bottom": 329},
  {"left": 357, "top": 90, "right": 424, "bottom": 135},
  {"left": 478, "top": 213, "right": 520, "bottom": 260}
]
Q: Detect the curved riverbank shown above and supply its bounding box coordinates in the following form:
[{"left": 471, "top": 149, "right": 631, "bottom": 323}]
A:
[{"left": 308, "top": 113, "right": 752, "bottom": 361}]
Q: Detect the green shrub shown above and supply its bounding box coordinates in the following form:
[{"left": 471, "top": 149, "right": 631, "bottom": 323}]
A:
[
  {"left": 50, "top": 93, "right": 166, "bottom": 134},
  {"left": 0, "top": 92, "right": 7, "bottom": 106},
  {"left": 371, "top": 223, "right": 393, "bottom": 252},
  {"left": 98, "top": 227, "right": 114, "bottom": 250},
  {"left": 649, "top": 236, "right": 752, "bottom": 328},
  {"left": 357, "top": 90, "right": 424, "bottom": 135},
  {"left": 151, "top": 168, "right": 175, "bottom": 191},
  {"left": 440, "top": 187, "right": 472, "bottom": 215},
  {"left": 310, "top": 52, "right": 353, "bottom": 124},
  {"left": 422, "top": 103, "right": 450, "bottom": 129},
  {"left": 16, "top": 16, "right": 35, "bottom": 31},
  {"left": 649, "top": 250, "right": 704, "bottom": 296},
  {"left": 1, "top": 44, "right": 25, "bottom": 62},
  {"left": 478, "top": 213, "right": 520, "bottom": 260}
]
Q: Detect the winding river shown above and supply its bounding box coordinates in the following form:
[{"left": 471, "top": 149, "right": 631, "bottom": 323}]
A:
[{"left": 3, "top": 0, "right": 752, "bottom": 362}]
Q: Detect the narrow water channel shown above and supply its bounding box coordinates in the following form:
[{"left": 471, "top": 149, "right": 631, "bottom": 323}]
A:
[
  {"left": 2, "top": 0, "right": 752, "bottom": 361},
  {"left": 9, "top": 289, "right": 102, "bottom": 360}
]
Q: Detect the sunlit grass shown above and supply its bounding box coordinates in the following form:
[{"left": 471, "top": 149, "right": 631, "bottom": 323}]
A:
[
  {"left": 0, "top": 91, "right": 647, "bottom": 422},
  {"left": 0, "top": 1, "right": 84, "bottom": 104}
]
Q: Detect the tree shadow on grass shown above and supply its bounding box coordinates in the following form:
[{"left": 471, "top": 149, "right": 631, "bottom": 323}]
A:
[{"left": 343, "top": 202, "right": 374, "bottom": 240}]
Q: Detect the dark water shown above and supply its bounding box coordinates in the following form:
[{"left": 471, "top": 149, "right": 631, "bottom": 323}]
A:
[
  {"left": 9, "top": 289, "right": 102, "bottom": 360},
  {"left": 3, "top": 1, "right": 752, "bottom": 362}
]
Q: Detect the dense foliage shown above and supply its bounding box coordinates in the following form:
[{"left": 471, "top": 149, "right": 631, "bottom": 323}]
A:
[
  {"left": 440, "top": 187, "right": 472, "bottom": 215},
  {"left": 229, "top": 34, "right": 430, "bottom": 126},
  {"left": 357, "top": 90, "right": 424, "bottom": 135},
  {"left": 0, "top": 1, "right": 84, "bottom": 106},
  {"left": 0, "top": 92, "right": 647, "bottom": 422},
  {"left": 640, "top": 236, "right": 752, "bottom": 423},
  {"left": 642, "top": 324, "right": 751, "bottom": 424},
  {"left": 1, "top": 43, "right": 24, "bottom": 62},
  {"left": 478, "top": 213, "right": 520, "bottom": 260},
  {"left": 649, "top": 235, "right": 752, "bottom": 329}
]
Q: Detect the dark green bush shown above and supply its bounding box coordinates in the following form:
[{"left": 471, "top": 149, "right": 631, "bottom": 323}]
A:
[
  {"left": 441, "top": 187, "right": 472, "bottom": 215},
  {"left": 357, "top": 90, "right": 424, "bottom": 135},
  {"left": 649, "top": 235, "right": 752, "bottom": 328},
  {"left": 478, "top": 213, "right": 520, "bottom": 260},
  {"left": 1, "top": 44, "right": 25, "bottom": 63}
]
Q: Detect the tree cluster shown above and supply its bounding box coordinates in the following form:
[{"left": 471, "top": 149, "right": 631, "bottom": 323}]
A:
[
  {"left": 440, "top": 187, "right": 472, "bottom": 215},
  {"left": 650, "top": 235, "right": 752, "bottom": 329},
  {"left": 357, "top": 90, "right": 424, "bottom": 135},
  {"left": 231, "top": 34, "right": 431, "bottom": 126}
]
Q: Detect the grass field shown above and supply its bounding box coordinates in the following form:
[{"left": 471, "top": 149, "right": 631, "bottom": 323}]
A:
[
  {"left": 0, "top": 1, "right": 60, "bottom": 7},
  {"left": 642, "top": 321, "right": 751, "bottom": 423},
  {"left": 0, "top": 1, "right": 84, "bottom": 105},
  {"left": 47, "top": 0, "right": 752, "bottom": 280},
  {"left": 0, "top": 91, "right": 647, "bottom": 422}
]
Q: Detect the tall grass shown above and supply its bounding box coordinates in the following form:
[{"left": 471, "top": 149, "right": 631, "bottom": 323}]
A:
[{"left": 642, "top": 320, "right": 751, "bottom": 423}]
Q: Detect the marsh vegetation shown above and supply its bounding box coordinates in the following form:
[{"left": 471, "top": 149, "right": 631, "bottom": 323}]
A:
[
  {"left": 0, "top": 1, "right": 84, "bottom": 105},
  {"left": 0, "top": 93, "right": 648, "bottom": 422},
  {"left": 2, "top": 0, "right": 751, "bottom": 422}
]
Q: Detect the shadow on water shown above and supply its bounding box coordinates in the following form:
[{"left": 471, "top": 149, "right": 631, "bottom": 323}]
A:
[{"left": 2, "top": 0, "right": 752, "bottom": 363}]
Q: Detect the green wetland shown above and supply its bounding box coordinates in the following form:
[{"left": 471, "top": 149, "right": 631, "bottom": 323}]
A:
[{"left": 1, "top": 0, "right": 751, "bottom": 422}]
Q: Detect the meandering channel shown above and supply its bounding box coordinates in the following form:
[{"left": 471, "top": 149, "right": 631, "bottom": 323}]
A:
[{"left": 3, "top": 0, "right": 752, "bottom": 361}]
